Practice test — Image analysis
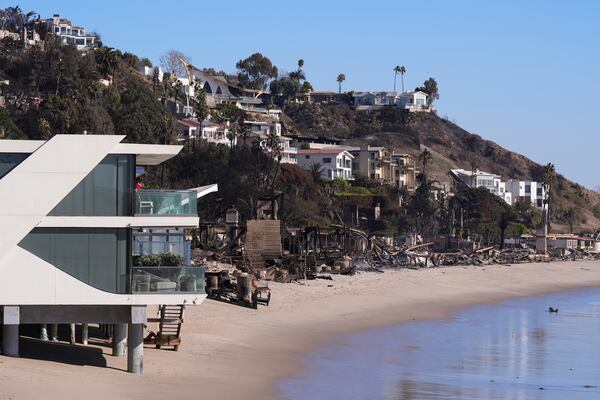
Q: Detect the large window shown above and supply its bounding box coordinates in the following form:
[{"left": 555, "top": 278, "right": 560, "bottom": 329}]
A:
[
  {"left": 0, "top": 153, "right": 28, "bottom": 179},
  {"left": 50, "top": 155, "right": 134, "bottom": 216},
  {"left": 19, "top": 228, "right": 130, "bottom": 294}
]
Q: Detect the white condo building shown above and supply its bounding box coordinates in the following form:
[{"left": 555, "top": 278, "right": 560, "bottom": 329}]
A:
[
  {"left": 505, "top": 179, "right": 546, "bottom": 209},
  {"left": 0, "top": 135, "right": 215, "bottom": 373}
]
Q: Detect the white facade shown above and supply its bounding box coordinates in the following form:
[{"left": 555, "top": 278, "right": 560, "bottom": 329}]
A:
[
  {"left": 297, "top": 149, "right": 354, "bottom": 180},
  {"left": 244, "top": 120, "right": 296, "bottom": 164},
  {"left": 451, "top": 168, "right": 512, "bottom": 204},
  {"left": 0, "top": 135, "right": 208, "bottom": 306},
  {"left": 506, "top": 179, "right": 546, "bottom": 209},
  {"left": 141, "top": 66, "right": 164, "bottom": 82},
  {"left": 177, "top": 119, "right": 233, "bottom": 146},
  {"left": 352, "top": 91, "right": 429, "bottom": 112},
  {"left": 396, "top": 91, "right": 428, "bottom": 111}
]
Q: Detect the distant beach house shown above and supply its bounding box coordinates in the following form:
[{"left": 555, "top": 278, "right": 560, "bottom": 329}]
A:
[
  {"left": 297, "top": 149, "right": 354, "bottom": 180},
  {"left": 44, "top": 14, "right": 99, "bottom": 50}
]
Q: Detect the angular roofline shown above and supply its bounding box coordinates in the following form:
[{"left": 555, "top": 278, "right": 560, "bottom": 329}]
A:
[{"left": 0, "top": 136, "right": 182, "bottom": 166}]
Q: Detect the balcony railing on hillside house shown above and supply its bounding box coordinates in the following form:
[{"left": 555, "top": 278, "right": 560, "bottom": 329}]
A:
[
  {"left": 131, "top": 266, "right": 205, "bottom": 294},
  {"left": 135, "top": 189, "right": 198, "bottom": 216}
]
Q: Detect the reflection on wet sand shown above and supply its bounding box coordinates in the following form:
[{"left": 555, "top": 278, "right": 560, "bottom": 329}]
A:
[{"left": 281, "top": 289, "right": 600, "bottom": 400}]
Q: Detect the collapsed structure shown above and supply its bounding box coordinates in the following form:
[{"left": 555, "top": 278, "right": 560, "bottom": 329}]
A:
[{"left": 0, "top": 135, "right": 212, "bottom": 373}]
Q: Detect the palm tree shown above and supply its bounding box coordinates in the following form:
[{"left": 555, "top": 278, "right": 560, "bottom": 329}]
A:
[
  {"left": 309, "top": 162, "right": 324, "bottom": 183},
  {"left": 469, "top": 157, "right": 478, "bottom": 187},
  {"left": 418, "top": 148, "right": 433, "bottom": 178},
  {"left": 399, "top": 66, "right": 406, "bottom": 92},
  {"left": 174, "top": 79, "right": 183, "bottom": 105},
  {"left": 393, "top": 66, "right": 401, "bottom": 92},
  {"left": 541, "top": 162, "right": 556, "bottom": 223},
  {"left": 337, "top": 73, "right": 345, "bottom": 94}
]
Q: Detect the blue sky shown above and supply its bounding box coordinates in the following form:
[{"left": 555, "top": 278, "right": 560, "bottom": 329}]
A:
[{"left": 15, "top": 0, "right": 600, "bottom": 188}]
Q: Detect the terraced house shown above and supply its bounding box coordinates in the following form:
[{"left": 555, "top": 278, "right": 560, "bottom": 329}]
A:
[{"left": 0, "top": 135, "right": 212, "bottom": 373}]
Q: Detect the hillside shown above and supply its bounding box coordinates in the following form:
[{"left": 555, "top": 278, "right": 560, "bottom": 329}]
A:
[
  {"left": 284, "top": 104, "right": 600, "bottom": 232},
  {"left": 0, "top": 7, "right": 597, "bottom": 235}
]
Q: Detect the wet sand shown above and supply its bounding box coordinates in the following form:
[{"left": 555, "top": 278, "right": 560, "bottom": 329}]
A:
[
  {"left": 1, "top": 261, "right": 600, "bottom": 400},
  {"left": 281, "top": 288, "right": 600, "bottom": 399}
]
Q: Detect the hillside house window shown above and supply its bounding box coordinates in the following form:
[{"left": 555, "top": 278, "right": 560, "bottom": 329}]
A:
[
  {"left": 305, "top": 155, "right": 310, "bottom": 159},
  {"left": 323, "top": 157, "right": 332, "bottom": 163},
  {"left": 525, "top": 184, "right": 531, "bottom": 193},
  {"left": 537, "top": 187, "right": 543, "bottom": 196}
]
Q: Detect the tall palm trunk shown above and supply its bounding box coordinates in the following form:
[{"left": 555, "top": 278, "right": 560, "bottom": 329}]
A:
[
  {"left": 401, "top": 73, "right": 405, "bottom": 93},
  {"left": 394, "top": 73, "right": 397, "bottom": 92}
]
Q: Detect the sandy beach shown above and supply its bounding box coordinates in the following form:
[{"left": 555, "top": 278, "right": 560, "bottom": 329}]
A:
[{"left": 1, "top": 260, "right": 600, "bottom": 400}]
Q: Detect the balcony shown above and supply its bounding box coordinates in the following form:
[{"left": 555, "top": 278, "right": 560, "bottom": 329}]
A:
[
  {"left": 131, "top": 266, "right": 205, "bottom": 294},
  {"left": 135, "top": 189, "right": 197, "bottom": 216}
]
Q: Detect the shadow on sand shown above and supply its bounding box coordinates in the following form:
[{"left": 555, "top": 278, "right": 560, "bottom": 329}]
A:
[{"left": 18, "top": 337, "right": 108, "bottom": 368}]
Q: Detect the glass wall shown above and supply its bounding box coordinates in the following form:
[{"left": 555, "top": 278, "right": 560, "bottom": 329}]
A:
[
  {"left": 135, "top": 189, "right": 198, "bottom": 216},
  {"left": 0, "top": 153, "right": 28, "bottom": 179},
  {"left": 19, "top": 228, "right": 130, "bottom": 294},
  {"left": 50, "top": 155, "right": 134, "bottom": 216}
]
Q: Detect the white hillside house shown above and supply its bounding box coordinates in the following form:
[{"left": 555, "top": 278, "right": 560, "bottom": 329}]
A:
[
  {"left": 297, "top": 149, "right": 354, "bottom": 180},
  {"left": 450, "top": 168, "right": 512, "bottom": 204}
]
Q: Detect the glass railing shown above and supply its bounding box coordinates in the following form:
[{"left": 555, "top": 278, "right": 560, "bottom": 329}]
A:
[
  {"left": 131, "top": 266, "right": 205, "bottom": 294},
  {"left": 134, "top": 240, "right": 186, "bottom": 258},
  {"left": 135, "top": 189, "right": 197, "bottom": 216}
]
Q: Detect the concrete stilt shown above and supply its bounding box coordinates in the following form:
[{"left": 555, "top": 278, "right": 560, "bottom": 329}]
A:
[
  {"left": 112, "top": 323, "right": 127, "bottom": 357},
  {"left": 50, "top": 323, "right": 58, "bottom": 341},
  {"left": 81, "top": 323, "right": 89, "bottom": 345},
  {"left": 69, "top": 323, "right": 76, "bottom": 345},
  {"left": 2, "top": 325, "right": 19, "bottom": 357},
  {"left": 127, "top": 323, "right": 143, "bottom": 374},
  {"left": 40, "top": 324, "right": 49, "bottom": 341},
  {"left": 2, "top": 306, "right": 20, "bottom": 357}
]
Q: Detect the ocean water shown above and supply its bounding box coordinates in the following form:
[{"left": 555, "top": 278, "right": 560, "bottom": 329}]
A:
[{"left": 280, "top": 289, "right": 600, "bottom": 400}]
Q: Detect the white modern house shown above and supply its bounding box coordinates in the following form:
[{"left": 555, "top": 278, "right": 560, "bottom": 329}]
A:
[
  {"left": 0, "top": 135, "right": 215, "bottom": 374},
  {"left": 44, "top": 14, "right": 99, "bottom": 50},
  {"left": 297, "top": 149, "right": 354, "bottom": 180},
  {"left": 505, "top": 179, "right": 546, "bottom": 209},
  {"left": 450, "top": 168, "right": 512, "bottom": 204}
]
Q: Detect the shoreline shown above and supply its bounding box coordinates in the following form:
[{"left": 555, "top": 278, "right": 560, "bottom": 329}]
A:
[{"left": 1, "top": 261, "right": 600, "bottom": 399}]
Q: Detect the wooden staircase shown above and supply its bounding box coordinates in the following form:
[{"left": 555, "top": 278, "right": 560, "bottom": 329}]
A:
[
  {"left": 144, "top": 305, "right": 185, "bottom": 351},
  {"left": 245, "top": 220, "right": 282, "bottom": 269}
]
